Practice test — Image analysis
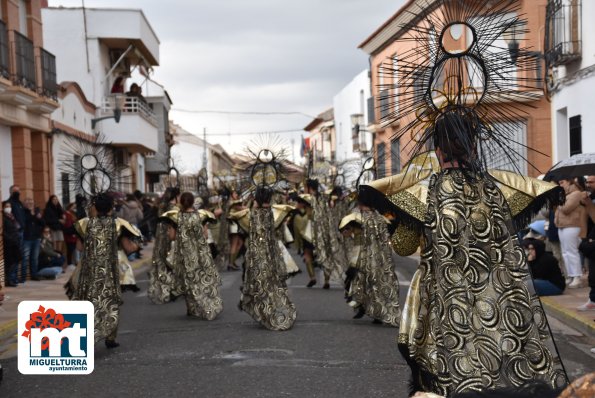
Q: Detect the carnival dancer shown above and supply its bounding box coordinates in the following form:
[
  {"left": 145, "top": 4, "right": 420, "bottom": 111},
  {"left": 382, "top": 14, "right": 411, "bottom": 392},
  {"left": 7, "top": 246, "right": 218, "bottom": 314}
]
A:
[
  {"left": 66, "top": 193, "right": 140, "bottom": 348},
  {"left": 147, "top": 187, "right": 182, "bottom": 304},
  {"left": 306, "top": 179, "right": 344, "bottom": 288},
  {"left": 339, "top": 206, "right": 400, "bottom": 326},
  {"left": 272, "top": 203, "right": 300, "bottom": 277},
  {"left": 239, "top": 187, "right": 297, "bottom": 330},
  {"left": 357, "top": 1, "right": 568, "bottom": 394},
  {"left": 227, "top": 192, "right": 245, "bottom": 271},
  {"left": 162, "top": 192, "right": 223, "bottom": 320}
]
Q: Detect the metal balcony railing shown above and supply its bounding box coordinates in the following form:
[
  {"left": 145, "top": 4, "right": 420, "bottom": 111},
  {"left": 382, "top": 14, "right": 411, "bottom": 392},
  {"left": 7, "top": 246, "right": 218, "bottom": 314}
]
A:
[
  {"left": 12, "top": 30, "right": 36, "bottom": 91},
  {"left": 545, "top": 0, "right": 582, "bottom": 66},
  {"left": 367, "top": 97, "right": 375, "bottom": 125},
  {"left": 101, "top": 94, "right": 158, "bottom": 126},
  {"left": 379, "top": 90, "right": 389, "bottom": 120},
  {"left": 0, "top": 20, "right": 9, "bottom": 79},
  {"left": 39, "top": 48, "right": 57, "bottom": 100}
]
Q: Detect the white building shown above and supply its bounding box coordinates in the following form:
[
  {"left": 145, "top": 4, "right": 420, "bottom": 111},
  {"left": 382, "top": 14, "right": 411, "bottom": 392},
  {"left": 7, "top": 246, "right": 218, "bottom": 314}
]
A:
[
  {"left": 42, "top": 6, "right": 169, "bottom": 193},
  {"left": 547, "top": 0, "right": 594, "bottom": 160},
  {"left": 332, "top": 69, "right": 373, "bottom": 164}
]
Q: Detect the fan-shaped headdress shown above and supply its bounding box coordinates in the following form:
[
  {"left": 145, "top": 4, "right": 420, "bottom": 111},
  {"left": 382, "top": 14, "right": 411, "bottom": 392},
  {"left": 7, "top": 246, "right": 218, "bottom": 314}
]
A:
[{"left": 377, "top": 0, "right": 543, "bottom": 174}]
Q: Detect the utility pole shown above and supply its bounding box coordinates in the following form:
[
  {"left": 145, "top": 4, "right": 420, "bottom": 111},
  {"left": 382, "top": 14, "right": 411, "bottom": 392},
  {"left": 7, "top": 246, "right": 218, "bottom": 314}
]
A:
[
  {"left": 202, "top": 127, "right": 207, "bottom": 169},
  {"left": 290, "top": 138, "right": 295, "bottom": 163}
]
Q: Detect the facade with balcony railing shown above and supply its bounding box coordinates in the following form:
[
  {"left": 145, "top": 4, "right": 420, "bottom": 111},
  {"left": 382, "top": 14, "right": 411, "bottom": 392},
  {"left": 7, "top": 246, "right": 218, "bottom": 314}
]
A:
[
  {"left": 546, "top": 0, "right": 595, "bottom": 158},
  {"left": 43, "top": 6, "right": 165, "bottom": 193},
  {"left": 304, "top": 108, "right": 336, "bottom": 167},
  {"left": 0, "top": 0, "right": 61, "bottom": 286},
  {"left": 358, "top": 0, "right": 553, "bottom": 177}
]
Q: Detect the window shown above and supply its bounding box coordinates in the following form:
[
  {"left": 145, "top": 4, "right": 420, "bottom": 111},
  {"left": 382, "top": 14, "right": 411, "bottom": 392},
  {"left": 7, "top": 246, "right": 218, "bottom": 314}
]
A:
[
  {"left": 569, "top": 115, "right": 582, "bottom": 156},
  {"left": 61, "top": 173, "right": 70, "bottom": 206},
  {"left": 19, "top": 0, "right": 27, "bottom": 36},
  {"left": 377, "top": 142, "right": 386, "bottom": 178},
  {"left": 482, "top": 122, "right": 527, "bottom": 175},
  {"left": 545, "top": 0, "right": 582, "bottom": 66},
  {"left": 391, "top": 139, "right": 401, "bottom": 174},
  {"left": 392, "top": 54, "right": 398, "bottom": 115}
]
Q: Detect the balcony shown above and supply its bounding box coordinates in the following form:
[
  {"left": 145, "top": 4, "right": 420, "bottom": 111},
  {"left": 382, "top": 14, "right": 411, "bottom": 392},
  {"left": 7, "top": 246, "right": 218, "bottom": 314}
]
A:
[
  {"left": 39, "top": 48, "right": 57, "bottom": 100},
  {"left": 99, "top": 94, "right": 159, "bottom": 153},
  {"left": 13, "top": 31, "right": 36, "bottom": 92},
  {"left": 0, "top": 20, "right": 9, "bottom": 81},
  {"left": 86, "top": 9, "right": 159, "bottom": 66},
  {"left": 545, "top": 0, "right": 582, "bottom": 66}
]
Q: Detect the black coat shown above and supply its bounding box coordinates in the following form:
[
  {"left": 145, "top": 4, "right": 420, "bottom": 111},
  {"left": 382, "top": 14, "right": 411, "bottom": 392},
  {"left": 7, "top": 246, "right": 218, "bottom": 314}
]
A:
[
  {"left": 23, "top": 209, "right": 45, "bottom": 240},
  {"left": 43, "top": 204, "right": 64, "bottom": 231},
  {"left": 527, "top": 239, "right": 566, "bottom": 291},
  {"left": 3, "top": 214, "right": 21, "bottom": 264}
]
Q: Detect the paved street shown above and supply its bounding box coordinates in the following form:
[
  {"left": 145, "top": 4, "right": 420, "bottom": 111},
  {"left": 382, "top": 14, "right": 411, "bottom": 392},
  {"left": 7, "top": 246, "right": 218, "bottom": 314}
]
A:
[{"left": 0, "top": 251, "right": 594, "bottom": 397}]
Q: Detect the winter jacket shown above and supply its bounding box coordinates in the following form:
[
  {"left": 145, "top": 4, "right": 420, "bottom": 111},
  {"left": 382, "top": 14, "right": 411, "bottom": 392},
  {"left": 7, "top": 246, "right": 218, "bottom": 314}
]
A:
[
  {"left": 3, "top": 213, "right": 21, "bottom": 264},
  {"left": 118, "top": 200, "right": 143, "bottom": 226},
  {"left": 43, "top": 204, "right": 64, "bottom": 231},
  {"left": 555, "top": 184, "right": 587, "bottom": 236},
  {"left": 23, "top": 208, "right": 44, "bottom": 241},
  {"left": 526, "top": 239, "right": 566, "bottom": 291}
]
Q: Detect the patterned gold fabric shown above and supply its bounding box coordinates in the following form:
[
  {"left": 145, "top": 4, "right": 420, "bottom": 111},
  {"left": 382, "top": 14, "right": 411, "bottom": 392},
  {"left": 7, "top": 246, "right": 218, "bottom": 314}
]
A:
[
  {"left": 171, "top": 210, "right": 223, "bottom": 320},
  {"left": 399, "top": 169, "right": 567, "bottom": 395},
  {"left": 311, "top": 194, "right": 344, "bottom": 280},
  {"left": 349, "top": 209, "right": 400, "bottom": 326},
  {"left": 240, "top": 207, "right": 297, "bottom": 331},
  {"left": 68, "top": 216, "right": 137, "bottom": 342},
  {"left": 148, "top": 204, "right": 182, "bottom": 304},
  {"left": 215, "top": 201, "right": 231, "bottom": 270}
]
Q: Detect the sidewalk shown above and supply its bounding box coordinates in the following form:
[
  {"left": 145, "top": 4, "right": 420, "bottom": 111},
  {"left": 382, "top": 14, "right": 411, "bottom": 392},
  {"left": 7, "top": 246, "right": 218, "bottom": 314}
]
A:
[
  {"left": 0, "top": 242, "right": 153, "bottom": 358},
  {"left": 541, "top": 283, "right": 595, "bottom": 340}
]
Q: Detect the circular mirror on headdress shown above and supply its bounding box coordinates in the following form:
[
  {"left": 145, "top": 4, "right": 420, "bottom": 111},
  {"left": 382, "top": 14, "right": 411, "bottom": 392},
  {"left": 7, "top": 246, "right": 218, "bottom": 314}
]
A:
[
  {"left": 429, "top": 54, "right": 487, "bottom": 111},
  {"left": 363, "top": 157, "right": 375, "bottom": 170},
  {"left": 251, "top": 163, "right": 278, "bottom": 187},
  {"left": 81, "top": 154, "right": 99, "bottom": 170},
  {"left": 168, "top": 167, "right": 180, "bottom": 188},
  {"left": 440, "top": 22, "right": 475, "bottom": 55},
  {"left": 334, "top": 174, "right": 345, "bottom": 187},
  {"left": 257, "top": 149, "right": 274, "bottom": 164},
  {"left": 81, "top": 169, "right": 111, "bottom": 196}
]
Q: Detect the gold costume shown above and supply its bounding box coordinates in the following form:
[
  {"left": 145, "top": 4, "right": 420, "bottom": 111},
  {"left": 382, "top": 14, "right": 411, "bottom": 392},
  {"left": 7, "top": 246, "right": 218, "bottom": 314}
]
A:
[
  {"left": 163, "top": 209, "right": 223, "bottom": 320},
  {"left": 341, "top": 210, "right": 400, "bottom": 326},
  {"left": 362, "top": 159, "right": 567, "bottom": 394},
  {"left": 67, "top": 217, "right": 139, "bottom": 342},
  {"left": 239, "top": 207, "right": 297, "bottom": 331},
  {"left": 148, "top": 203, "right": 182, "bottom": 304},
  {"left": 311, "top": 194, "right": 344, "bottom": 281}
]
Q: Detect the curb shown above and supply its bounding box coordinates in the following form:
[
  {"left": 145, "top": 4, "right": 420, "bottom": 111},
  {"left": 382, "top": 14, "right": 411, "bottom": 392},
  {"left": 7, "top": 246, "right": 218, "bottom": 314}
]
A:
[
  {"left": 541, "top": 297, "right": 595, "bottom": 340},
  {"left": 131, "top": 256, "right": 152, "bottom": 271},
  {"left": 0, "top": 319, "right": 17, "bottom": 341}
]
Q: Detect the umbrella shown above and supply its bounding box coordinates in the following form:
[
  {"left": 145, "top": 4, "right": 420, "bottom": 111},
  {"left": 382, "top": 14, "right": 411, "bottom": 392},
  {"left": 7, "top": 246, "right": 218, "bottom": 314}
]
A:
[{"left": 544, "top": 153, "right": 595, "bottom": 181}]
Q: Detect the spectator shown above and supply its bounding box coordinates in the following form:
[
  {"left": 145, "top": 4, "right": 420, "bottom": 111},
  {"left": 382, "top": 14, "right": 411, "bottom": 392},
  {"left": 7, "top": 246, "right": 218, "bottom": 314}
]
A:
[
  {"left": 140, "top": 197, "right": 156, "bottom": 242},
  {"left": 555, "top": 178, "right": 588, "bottom": 288},
  {"left": 118, "top": 194, "right": 144, "bottom": 227},
  {"left": 2, "top": 201, "right": 21, "bottom": 286},
  {"left": 7, "top": 185, "right": 25, "bottom": 281},
  {"left": 110, "top": 76, "right": 124, "bottom": 94},
  {"left": 75, "top": 194, "right": 87, "bottom": 220},
  {"left": 22, "top": 197, "right": 44, "bottom": 281},
  {"left": 578, "top": 175, "right": 595, "bottom": 311},
  {"left": 43, "top": 195, "right": 66, "bottom": 254},
  {"left": 38, "top": 226, "right": 65, "bottom": 279},
  {"left": 63, "top": 203, "right": 78, "bottom": 267},
  {"left": 522, "top": 239, "right": 565, "bottom": 296}
]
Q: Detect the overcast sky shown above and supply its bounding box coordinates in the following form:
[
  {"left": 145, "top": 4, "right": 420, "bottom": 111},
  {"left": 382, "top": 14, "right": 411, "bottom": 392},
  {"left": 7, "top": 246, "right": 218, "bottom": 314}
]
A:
[{"left": 48, "top": 0, "right": 405, "bottom": 166}]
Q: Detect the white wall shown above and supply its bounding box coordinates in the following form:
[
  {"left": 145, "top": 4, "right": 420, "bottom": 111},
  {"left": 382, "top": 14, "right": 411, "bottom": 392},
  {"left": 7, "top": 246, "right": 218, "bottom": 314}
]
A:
[
  {"left": 0, "top": 124, "right": 13, "bottom": 199},
  {"left": 551, "top": 0, "right": 595, "bottom": 161},
  {"left": 332, "top": 70, "right": 371, "bottom": 163}
]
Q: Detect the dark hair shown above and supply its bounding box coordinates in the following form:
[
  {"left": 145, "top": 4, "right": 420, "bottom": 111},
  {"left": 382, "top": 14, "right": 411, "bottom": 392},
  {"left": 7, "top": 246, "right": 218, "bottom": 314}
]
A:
[
  {"left": 93, "top": 193, "right": 113, "bottom": 216},
  {"left": 255, "top": 186, "right": 272, "bottom": 207},
  {"left": 126, "top": 193, "right": 136, "bottom": 202},
  {"left": 179, "top": 192, "right": 195, "bottom": 210},
  {"left": 432, "top": 109, "right": 478, "bottom": 164},
  {"left": 133, "top": 190, "right": 143, "bottom": 200},
  {"left": 46, "top": 195, "right": 63, "bottom": 212},
  {"left": 306, "top": 178, "right": 319, "bottom": 192}
]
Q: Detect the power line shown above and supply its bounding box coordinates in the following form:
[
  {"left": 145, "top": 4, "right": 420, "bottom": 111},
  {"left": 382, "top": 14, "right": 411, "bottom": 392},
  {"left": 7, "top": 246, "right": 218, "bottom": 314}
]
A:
[
  {"left": 175, "top": 128, "right": 305, "bottom": 137},
  {"left": 171, "top": 108, "right": 316, "bottom": 119}
]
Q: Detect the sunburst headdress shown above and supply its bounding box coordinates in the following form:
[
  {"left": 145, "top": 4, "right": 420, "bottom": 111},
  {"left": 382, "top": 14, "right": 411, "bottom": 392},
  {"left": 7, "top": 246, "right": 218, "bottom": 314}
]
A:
[{"left": 377, "top": 0, "right": 543, "bottom": 174}]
